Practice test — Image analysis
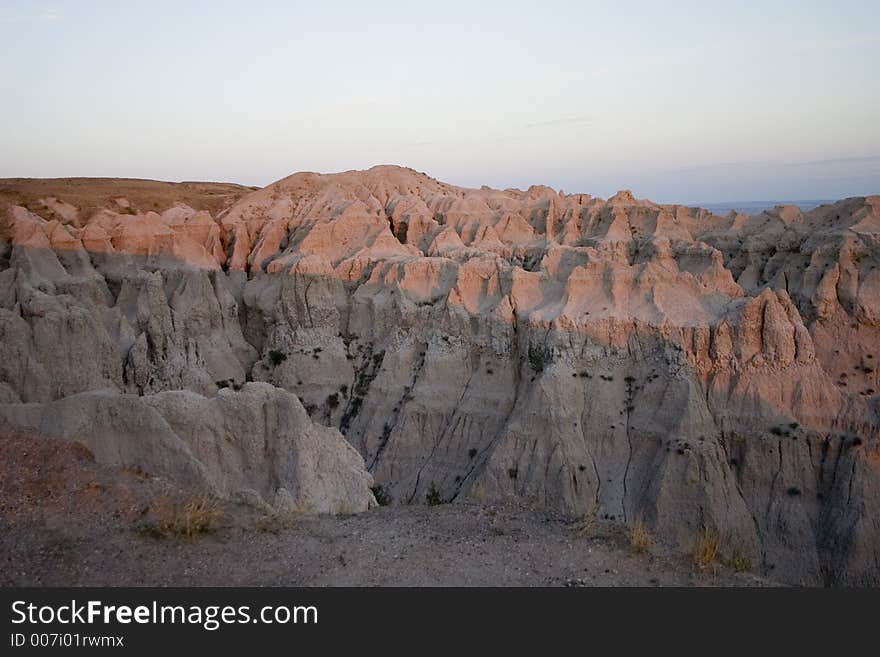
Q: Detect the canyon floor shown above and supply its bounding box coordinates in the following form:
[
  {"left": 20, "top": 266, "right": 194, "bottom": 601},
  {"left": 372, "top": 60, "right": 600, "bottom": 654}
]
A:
[{"left": 1, "top": 434, "right": 771, "bottom": 587}]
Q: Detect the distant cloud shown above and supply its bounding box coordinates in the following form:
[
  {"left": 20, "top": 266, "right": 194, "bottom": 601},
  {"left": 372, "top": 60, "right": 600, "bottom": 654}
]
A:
[
  {"left": 524, "top": 115, "right": 594, "bottom": 129},
  {"left": 789, "top": 34, "right": 880, "bottom": 53},
  {"left": 672, "top": 161, "right": 765, "bottom": 173},
  {"left": 0, "top": 4, "right": 61, "bottom": 23},
  {"left": 791, "top": 155, "right": 880, "bottom": 167},
  {"left": 670, "top": 156, "right": 880, "bottom": 174},
  {"left": 39, "top": 7, "right": 60, "bottom": 21}
]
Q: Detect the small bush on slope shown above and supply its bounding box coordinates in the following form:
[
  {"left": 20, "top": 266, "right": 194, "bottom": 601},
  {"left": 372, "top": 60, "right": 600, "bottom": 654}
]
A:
[
  {"left": 627, "top": 518, "right": 652, "bottom": 554},
  {"left": 142, "top": 494, "right": 222, "bottom": 539}
]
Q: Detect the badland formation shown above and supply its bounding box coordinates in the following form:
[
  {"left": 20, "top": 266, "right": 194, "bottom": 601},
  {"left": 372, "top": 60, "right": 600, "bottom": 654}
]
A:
[{"left": 1, "top": 166, "right": 878, "bottom": 585}]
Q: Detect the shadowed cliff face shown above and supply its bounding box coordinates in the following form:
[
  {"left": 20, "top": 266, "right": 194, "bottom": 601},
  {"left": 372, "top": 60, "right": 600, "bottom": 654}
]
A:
[{"left": 0, "top": 166, "right": 878, "bottom": 585}]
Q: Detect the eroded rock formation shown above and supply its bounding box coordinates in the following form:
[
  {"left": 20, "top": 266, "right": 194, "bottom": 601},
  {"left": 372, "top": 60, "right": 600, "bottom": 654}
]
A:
[{"left": 1, "top": 167, "right": 877, "bottom": 584}]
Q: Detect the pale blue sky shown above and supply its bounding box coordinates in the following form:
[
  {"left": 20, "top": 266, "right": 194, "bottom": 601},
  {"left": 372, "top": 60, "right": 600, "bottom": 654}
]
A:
[{"left": 1, "top": 0, "right": 879, "bottom": 202}]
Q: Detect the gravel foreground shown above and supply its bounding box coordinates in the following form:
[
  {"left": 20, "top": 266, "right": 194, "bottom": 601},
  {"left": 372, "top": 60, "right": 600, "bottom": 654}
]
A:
[{"left": 0, "top": 434, "right": 775, "bottom": 587}]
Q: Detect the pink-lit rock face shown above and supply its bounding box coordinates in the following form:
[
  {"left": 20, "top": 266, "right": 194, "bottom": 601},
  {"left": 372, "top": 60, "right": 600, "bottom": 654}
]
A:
[{"left": 1, "top": 166, "right": 878, "bottom": 584}]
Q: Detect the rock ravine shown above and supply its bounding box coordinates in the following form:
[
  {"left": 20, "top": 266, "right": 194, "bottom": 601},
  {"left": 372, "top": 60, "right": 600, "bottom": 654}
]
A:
[{"left": 1, "top": 167, "right": 878, "bottom": 585}]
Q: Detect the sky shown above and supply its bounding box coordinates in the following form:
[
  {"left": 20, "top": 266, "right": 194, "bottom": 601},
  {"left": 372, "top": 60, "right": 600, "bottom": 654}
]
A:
[{"left": 1, "top": 0, "right": 879, "bottom": 203}]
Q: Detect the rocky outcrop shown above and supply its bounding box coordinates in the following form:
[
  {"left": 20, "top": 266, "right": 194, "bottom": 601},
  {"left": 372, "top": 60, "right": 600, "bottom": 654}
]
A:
[
  {"left": 0, "top": 167, "right": 878, "bottom": 584},
  {"left": 0, "top": 383, "right": 375, "bottom": 514}
]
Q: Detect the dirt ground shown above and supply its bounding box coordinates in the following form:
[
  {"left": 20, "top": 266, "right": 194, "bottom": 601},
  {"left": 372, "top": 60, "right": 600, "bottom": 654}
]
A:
[
  {"left": 0, "top": 177, "right": 257, "bottom": 217},
  {"left": 0, "top": 434, "right": 775, "bottom": 587}
]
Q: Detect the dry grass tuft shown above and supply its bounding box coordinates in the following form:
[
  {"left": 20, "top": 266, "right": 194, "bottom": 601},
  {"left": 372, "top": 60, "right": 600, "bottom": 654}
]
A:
[
  {"left": 575, "top": 508, "right": 598, "bottom": 538},
  {"left": 691, "top": 527, "right": 721, "bottom": 569},
  {"left": 627, "top": 517, "right": 653, "bottom": 554},
  {"left": 143, "top": 494, "right": 222, "bottom": 539}
]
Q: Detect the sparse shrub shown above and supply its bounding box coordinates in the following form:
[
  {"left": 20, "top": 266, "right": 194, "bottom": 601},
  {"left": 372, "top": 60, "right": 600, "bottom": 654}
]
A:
[
  {"left": 770, "top": 426, "right": 784, "bottom": 436},
  {"left": 215, "top": 380, "right": 229, "bottom": 389},
  {"left": 627, "top": 518, "right": 652, "bottom": 554},
  {"left": 787, "top": 486, "right": 801, "bottom": 496},
  {"left": 254, "top": 511, "right": 297, "bottom": 533},
  {"left": 691, "top": 527, "right": 721, "bottom": 569},
  {"left": 723, "top": 549, "right": 752, "bottom": 573},
  {"left": 425, "top": 484, "right": 443, "bottom": 506},
  {"left": 575, "top": 509, "right": 598, "bottom": 538},
  {"left": 507, "top": 467, "right": 518, "bottom": 479},
  {"left": 268, "top": 349, "right": 287, "bottom": 366},
  {"left": 340, "top": 384, "right": 348, "bottom": 395},
  {"left": 122, "top": 464, "right": 150, "bottom": 480},
  {"left": 327, "top": 392, "right": 340, "bottom": 408},
  {"left": 527, "top": 343, "right": 552, "bottom": 373},
  {"left": 143, "top": 494, "right": 222, "bottom": 539},
  {"left": 468, "top": 448, "right": 477, "bottom": 459},
  {"left": 371, "top": 484, "right": 391, "bottom": 506},
  {"left": 789, "top": 422, "right": 799, "bottom": 430}
]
